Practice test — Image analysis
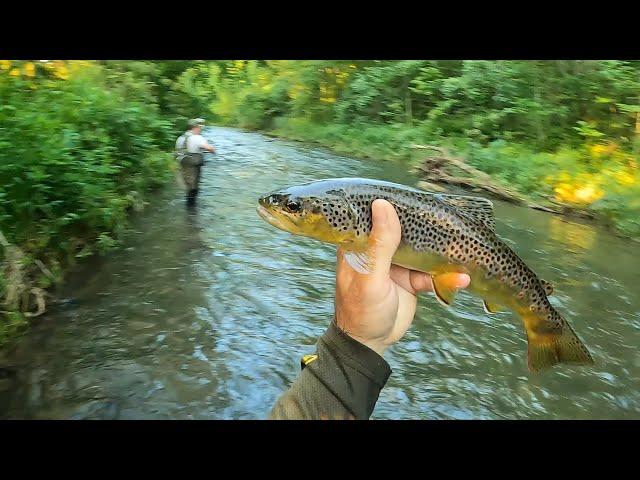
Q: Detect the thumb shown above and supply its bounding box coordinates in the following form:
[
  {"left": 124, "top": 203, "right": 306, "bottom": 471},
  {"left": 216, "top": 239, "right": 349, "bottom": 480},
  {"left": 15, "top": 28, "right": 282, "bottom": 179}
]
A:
[{"left": 368, "top": 199, "right": 401, "bottom": 279}]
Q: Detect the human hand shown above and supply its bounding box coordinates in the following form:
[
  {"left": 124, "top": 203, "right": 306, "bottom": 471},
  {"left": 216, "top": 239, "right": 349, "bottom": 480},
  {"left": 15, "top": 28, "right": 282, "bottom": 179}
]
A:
[{"left": 334, "top": 199, "right": 470, "bottom": 356}]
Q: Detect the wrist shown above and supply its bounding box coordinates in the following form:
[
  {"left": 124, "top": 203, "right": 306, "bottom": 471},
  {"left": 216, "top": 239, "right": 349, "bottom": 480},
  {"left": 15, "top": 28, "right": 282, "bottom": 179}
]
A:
[
  {"left": 325, "top": 321, "right": 392, "bottom": 375},
  {"left": 335, "top": 313, "right": 389, "bottom": 357},
  {"left": 341, "top": 330, "right": 388, "bottom": 357}
]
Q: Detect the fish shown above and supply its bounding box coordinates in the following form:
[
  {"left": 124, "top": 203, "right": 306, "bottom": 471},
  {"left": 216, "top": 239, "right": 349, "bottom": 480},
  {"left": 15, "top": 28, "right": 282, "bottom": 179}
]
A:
[{"left": 257, "top": 177, "right": 594, "bottom": 373}]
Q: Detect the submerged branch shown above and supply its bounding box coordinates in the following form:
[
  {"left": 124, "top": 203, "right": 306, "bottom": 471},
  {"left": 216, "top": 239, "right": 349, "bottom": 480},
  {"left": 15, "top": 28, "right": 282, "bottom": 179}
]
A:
[{"left": 23, "top": 288, "right": 46, "bottom": 318}]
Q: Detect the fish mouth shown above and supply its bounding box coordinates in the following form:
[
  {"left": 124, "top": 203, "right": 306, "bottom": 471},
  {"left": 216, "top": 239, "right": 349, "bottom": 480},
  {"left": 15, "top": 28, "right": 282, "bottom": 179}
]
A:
[
  {"left": 256, "top": 204, "right": 276, "bottom": 224},
  {"left": 256, "top": 204, "right": 298, "bottom": 233}
]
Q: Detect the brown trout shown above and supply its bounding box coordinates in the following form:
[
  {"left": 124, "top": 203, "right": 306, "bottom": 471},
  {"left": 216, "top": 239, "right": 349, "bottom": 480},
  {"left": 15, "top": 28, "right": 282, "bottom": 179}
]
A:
[{"left": 257, "top": 178, "right": 594, "bottom": 373}]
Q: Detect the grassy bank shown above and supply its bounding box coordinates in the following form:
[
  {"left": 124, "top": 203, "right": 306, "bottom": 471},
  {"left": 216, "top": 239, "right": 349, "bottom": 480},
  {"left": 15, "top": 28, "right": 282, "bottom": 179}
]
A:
[
  {"left": 264, "top": 118, "right": 640, "bottom": 240},
  {"left": 0, "top": 61, "right": 185, "bottom": 346}
]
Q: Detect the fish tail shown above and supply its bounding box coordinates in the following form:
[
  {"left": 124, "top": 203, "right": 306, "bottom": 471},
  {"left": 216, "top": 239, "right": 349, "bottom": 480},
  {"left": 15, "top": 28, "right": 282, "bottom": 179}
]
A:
[{"left": 525, "top": 313, "right": 594, "bottom": 373}]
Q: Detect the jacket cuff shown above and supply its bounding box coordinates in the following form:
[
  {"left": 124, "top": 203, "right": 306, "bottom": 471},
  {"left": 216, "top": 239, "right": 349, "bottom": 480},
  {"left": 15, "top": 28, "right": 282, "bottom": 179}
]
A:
[
  {"left": 303, "top": 321, "right": 392, "bottom": 419},
  {"left": 322, "top": 321, "right": 392, "bottom": 389}
]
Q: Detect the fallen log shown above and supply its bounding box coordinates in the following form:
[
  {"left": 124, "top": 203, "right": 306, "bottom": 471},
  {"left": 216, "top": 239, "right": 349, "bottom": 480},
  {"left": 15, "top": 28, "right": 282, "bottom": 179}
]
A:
[{"left": 411, "top": 144, "right": 563, "bottom": 214}]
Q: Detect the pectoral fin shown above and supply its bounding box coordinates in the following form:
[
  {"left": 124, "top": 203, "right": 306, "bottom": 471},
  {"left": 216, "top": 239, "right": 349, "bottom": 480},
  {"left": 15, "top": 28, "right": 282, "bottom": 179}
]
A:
[
  {"left": 343, "top": 251, "right": 374, "bottom": 275},
  {"left": 482, "top": 300, "right": 503, "bottom": 314}
]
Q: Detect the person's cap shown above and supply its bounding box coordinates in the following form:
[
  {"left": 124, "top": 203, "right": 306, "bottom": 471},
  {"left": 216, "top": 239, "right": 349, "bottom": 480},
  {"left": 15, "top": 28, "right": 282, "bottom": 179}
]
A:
[{"left": 188, "top": 118, "right": 206, "bottom": 128}]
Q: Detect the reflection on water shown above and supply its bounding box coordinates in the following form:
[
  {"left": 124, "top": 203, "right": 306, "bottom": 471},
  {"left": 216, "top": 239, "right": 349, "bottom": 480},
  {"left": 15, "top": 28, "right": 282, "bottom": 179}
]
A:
[
  {"left": 0, "top": 126, "right": 639, "bottom": 419},
  {"left": 547, "top": 215, "right": 597, "bottom": 253}
]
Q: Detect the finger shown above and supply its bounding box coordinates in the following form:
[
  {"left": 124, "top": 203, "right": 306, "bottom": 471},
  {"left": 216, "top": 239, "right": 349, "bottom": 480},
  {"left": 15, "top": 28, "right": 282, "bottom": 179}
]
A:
[
  {"left": 390, "top": 266, "right": 470, "bottom": 296},
  {"left": 368, "top": 199, "right": 401, "bottom": 280},
  {"left": 410, "top": 271, "right": 437, "bottom": 293},
  {"left": 435, "top": 272, "right": 471, "bottom": 291},
  {"left": 389, "top": 266, "right": 432, "bottom": 295}
]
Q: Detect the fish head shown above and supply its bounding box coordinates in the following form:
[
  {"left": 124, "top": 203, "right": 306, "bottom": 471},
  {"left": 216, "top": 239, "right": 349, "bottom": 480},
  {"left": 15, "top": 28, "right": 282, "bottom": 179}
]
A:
[{"left": 257, "top": 180, "right": 361, "bottom": 246}]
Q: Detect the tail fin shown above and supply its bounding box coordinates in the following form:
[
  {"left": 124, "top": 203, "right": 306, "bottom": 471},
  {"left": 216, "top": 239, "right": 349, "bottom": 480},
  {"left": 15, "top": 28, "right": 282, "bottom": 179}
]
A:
[{"left": 526, "top": 317, "right": 594, "bottom": 373}]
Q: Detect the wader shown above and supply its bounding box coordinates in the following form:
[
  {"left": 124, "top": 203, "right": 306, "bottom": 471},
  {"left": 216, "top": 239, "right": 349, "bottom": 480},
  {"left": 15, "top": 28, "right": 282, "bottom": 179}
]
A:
[{"left": 180, "top": 152, "right": 204, "bottom": 207}]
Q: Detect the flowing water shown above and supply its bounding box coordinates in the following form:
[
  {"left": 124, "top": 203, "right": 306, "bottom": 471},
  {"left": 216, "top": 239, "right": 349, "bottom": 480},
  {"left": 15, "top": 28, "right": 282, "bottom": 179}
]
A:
[{"left": 0, "top": 126, "right": 639, "bottom": 419}]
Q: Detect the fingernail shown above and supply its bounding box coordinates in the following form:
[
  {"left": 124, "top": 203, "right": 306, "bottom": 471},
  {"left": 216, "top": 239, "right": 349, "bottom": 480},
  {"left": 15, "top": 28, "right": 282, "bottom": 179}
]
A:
[{"left": 456, "top": 274, "right": 471, "bottom": 288}]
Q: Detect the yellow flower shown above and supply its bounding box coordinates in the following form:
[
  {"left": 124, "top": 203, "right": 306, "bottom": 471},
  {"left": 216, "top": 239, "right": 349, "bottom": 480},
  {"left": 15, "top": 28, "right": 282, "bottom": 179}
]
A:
[
  {"left": 554, "top": 183, "right": 571, "bottom": 201},
  {"left": 52, "top": 61, "right": 70, "bottom": 80},
  {"left": 0, "top": 60, "right": 11, "bottom": 70},
  {"left": 589, "top": 143, "right": 617, "bottom": 158},
  {"left": 554, "top": 179, "right": 604, "bottom": 205},
  {"left": 615, "top": 171, "right": 636, "bottom": 186},
  {"left": 288, "top": 84, "right": 305, "bottom": 100},
  {"left": 573, "top": 184, "right": 604, "bottom": 203},
  {"left": 589, "top": 144, "right": 607, "bottom": 157},
  {"left": 23, "top": 62, "right": 36, "bottom": 77}
]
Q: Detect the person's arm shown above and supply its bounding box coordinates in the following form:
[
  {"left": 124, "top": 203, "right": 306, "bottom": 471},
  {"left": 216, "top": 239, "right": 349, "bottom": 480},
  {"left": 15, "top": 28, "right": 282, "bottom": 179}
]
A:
[
  {"left": 269, "top": 321, "right": 391, "bottom": 420},
  {"left": 197, "top": 136, "right": 216, "bottom": 153},
  {"left": 175, "top": 135, "right": 185, "bottom": 153},
  {"left": 269, "top": 200, "right": 470, "bottom": 420}
]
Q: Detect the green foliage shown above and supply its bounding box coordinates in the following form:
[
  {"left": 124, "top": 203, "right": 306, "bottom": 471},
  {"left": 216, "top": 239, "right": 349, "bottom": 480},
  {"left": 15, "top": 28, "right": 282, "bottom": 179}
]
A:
[
  {"left": 0, "top": 310, "right": 27, "bottom": 350},
  {"left": 590, "top": 179, "right": 640, "bottom": 238},
  {"left": 0, "top": 61, "right": 184, "bottom": 339},
  {"left": 0, "top": 62, "right": 173, "bottom": 250},
  {"left": 180, "top": 60, "right": 639, "bottom": 239},
  {"left": 183, "top": 60, "right": 638, "bottom": 151}
]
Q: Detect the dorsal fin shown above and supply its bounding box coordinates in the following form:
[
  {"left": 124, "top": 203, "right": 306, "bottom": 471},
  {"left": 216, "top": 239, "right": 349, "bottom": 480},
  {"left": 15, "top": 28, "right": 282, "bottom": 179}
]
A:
[{"left": 434, "top": 194, "right": 495, "bottom": 231}]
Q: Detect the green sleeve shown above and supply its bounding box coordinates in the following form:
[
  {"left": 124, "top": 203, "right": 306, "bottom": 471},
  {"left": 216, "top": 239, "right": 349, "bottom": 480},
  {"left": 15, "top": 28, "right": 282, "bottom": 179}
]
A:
[{"left": 269, "top": 321, "right": 392, "bottom": 420}]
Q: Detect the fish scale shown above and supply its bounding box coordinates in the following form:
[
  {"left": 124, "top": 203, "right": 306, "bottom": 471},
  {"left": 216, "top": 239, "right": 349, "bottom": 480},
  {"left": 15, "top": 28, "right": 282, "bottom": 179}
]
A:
[{"left": 257, "top": 178, "right": 594, "bottom": 373}]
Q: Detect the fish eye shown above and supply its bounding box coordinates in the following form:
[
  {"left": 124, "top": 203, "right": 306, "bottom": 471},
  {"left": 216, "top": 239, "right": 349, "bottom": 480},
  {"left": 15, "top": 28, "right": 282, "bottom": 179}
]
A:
[{"left": 285, "top": 200, "right": 302, "bottom": 213}]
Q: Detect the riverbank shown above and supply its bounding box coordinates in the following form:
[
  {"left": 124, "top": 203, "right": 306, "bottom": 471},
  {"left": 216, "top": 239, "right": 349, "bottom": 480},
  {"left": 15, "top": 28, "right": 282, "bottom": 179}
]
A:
[
  {"left": 0, "top": 61, "right": 180, "bottom": 347},
  {"left": 0, "top": 167, "right": 175, "bottom": 347},
  {"left": 253, "top": 118, "right": 640, "bottom": 241}
]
